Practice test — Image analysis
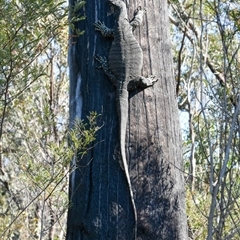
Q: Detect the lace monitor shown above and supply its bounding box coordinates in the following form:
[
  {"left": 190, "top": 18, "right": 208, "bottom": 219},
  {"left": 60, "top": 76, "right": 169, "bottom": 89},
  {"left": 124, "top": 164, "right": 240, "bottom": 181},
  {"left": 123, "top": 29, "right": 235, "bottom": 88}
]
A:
[{"left": 94, "top": 0, "right": 157, "bottom": 238}]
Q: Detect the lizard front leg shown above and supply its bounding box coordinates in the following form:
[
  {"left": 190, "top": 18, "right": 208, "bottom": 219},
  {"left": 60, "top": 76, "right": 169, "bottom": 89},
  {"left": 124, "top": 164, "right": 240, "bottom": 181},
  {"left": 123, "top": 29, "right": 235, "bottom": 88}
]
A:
[
  {"left": 94, "top": 21, "right": 114, "bottom": 37},
  {"left": 130, "top": 6, "right": 146, "bottom": 31}
]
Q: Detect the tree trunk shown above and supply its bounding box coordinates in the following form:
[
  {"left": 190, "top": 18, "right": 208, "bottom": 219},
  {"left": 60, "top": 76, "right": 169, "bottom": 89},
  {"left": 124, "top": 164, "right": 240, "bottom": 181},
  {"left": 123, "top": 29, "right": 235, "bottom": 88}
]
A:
[{"left": 66, "top": 0, "right": 188, "bottom": 239}]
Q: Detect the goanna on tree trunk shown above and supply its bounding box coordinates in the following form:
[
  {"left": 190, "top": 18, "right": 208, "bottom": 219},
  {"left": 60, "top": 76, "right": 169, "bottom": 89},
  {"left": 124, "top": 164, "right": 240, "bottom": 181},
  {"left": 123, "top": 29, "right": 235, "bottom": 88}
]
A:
[{"left": 66, "top": 0, "right": 188, "bottom": 239}]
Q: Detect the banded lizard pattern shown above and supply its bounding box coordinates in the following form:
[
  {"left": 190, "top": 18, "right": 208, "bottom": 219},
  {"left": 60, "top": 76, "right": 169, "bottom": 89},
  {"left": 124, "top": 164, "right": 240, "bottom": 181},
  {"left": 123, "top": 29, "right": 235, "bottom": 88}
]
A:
[{"left": 94, "top": 0, "right": 157, "bottom": 238}]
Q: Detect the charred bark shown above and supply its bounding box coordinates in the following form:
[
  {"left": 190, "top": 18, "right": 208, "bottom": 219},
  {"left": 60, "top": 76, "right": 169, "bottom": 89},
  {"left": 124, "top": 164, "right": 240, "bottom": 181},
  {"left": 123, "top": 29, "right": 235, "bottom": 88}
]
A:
[{"left": 66, "top": 0, "right": 188, "bottom": 239}]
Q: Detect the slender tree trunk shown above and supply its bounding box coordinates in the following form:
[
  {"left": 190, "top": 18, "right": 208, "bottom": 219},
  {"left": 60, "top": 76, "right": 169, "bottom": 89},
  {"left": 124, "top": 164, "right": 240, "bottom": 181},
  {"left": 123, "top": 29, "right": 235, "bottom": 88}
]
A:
[{"left": 66, "top": 0, "right": 188, "bottom": 239}]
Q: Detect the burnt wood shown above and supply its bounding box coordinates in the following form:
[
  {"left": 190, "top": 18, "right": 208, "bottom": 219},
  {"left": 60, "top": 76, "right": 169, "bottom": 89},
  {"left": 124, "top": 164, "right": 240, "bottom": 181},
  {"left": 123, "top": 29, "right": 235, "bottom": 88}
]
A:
[{"left": 66, "top": 0, "right": 188, "bottom": 239}]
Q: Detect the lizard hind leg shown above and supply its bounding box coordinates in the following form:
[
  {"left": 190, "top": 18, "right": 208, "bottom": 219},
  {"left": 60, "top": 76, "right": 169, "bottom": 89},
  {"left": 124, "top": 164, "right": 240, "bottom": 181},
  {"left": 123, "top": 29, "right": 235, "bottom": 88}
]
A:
[
  {"left": 139, "top": 76, "right": 158, "bottom": 88},
  {"left": 127, "top": 76, "right": 158, "bottom": 91},
  {"left": 94, "top": 55, "right": 117, "bottom": 85},
  {"left": 94, "top": 55, "right": 108, "bottom": 70}
]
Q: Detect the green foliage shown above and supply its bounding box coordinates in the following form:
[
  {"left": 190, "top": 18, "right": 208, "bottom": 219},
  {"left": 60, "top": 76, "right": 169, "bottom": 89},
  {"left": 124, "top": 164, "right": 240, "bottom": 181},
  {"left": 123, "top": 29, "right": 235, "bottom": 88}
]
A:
[
  {"left": 170, "top": 0, "right": 240, "bottom": 239},
  {"left": 69, "top": 112, "right": 100, "bottom": 157},
  {"left": 186, "top": 189, "right": 210, "bottom": 239},
  {"left": 0, "top": 0, "right": 94, "bottom": 239},
  {"left": 69, "top": 0, "right": 86, "bottom": 36}
]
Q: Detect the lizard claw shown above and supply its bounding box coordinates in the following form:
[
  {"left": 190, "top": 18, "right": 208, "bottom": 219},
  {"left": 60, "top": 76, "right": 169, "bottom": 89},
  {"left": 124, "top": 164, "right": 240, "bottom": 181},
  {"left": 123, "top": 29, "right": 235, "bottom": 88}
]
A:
[
  {"left": 94, "top": 20, "right": 105, "bottom": 32},
  {"left": 130, "top": 6, "right": 146, "bottom": 31},
  {"left": 148, "top": 75, "right": 158, "bottom": 84},
  {"left": 136, "top": 6, "right": 146, "bottom": 13},
  {"left": 94, "top": 55, "right": 108, "bottom": 70},
  {"left": 94, "top": 20, "right": 114, "bottom": 37},
  {"left": 139, "top": 76, "right": 158, "bottom": 88}
]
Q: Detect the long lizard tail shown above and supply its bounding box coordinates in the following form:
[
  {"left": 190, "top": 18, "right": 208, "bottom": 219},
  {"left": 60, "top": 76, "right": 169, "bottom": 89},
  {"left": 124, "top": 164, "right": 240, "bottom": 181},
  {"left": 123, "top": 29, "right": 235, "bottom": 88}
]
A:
[{"left": 117, "top": 88, "right": 137, "bottom": 239}]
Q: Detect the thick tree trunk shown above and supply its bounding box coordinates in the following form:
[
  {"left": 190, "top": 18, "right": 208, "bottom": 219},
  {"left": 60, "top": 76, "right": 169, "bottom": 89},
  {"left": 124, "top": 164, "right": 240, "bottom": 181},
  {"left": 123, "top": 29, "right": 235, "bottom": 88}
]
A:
[{"left": 66, "top": 0, "right": 188, "bottom": 239}]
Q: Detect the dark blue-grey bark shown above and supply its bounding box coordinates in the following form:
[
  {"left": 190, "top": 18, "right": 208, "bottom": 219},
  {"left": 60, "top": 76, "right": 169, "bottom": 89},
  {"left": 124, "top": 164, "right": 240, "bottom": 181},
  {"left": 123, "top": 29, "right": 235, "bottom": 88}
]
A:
[{"left": 66, "top": 0, "right": 188, "bottom": 239}]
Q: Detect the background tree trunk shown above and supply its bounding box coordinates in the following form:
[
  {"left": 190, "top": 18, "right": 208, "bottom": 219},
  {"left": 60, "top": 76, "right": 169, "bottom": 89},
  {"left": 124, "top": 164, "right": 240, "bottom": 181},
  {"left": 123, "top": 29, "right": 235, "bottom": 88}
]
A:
[{"left": 66, "top": 0, "right": 188, "bottom": 239}]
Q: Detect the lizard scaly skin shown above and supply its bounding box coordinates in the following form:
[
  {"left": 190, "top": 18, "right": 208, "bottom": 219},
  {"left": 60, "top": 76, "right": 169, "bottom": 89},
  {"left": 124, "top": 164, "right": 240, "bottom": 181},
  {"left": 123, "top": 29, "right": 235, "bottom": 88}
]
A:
[{"left": 94, "top": 0, "right": 157, "bottom": 238}]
